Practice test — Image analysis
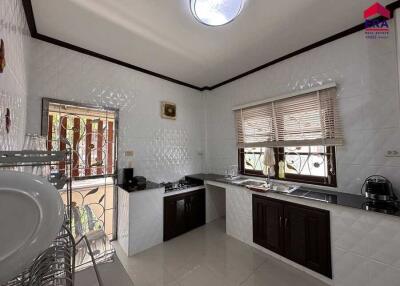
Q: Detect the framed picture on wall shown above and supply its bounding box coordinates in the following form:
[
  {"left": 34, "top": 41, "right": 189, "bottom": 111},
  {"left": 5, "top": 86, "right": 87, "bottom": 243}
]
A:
[{"left": 161, "top": 101, "right": 176, "bottom": 120}]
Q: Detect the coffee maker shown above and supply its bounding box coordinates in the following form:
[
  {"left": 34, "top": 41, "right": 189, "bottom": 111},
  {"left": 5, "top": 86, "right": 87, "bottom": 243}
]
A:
[
  {"left": 361, "top": 175, "right": 397, "bottom": 201},
  {"left": 361, "top": 175, "right": 398, "bottom": 214}
]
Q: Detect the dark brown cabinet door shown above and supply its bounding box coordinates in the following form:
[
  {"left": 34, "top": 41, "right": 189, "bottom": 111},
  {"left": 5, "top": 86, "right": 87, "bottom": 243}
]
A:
[
  {"left": 164, "top": 189, "right": 205, "bottom": 241},
  {"left": 253, "top": 195, "right": 284, "bottom": 255},
  {"left": 164, "top": 195, "right": 188, "bottom": 241},
  {"left": 283, "top": 204, "right": 307, "bottom": 264},
  {"left": 187, "top": 189, "right": 206, "bottom": 231},
  {"left": 284, "top": 204, "right": 332, "bottom": 278},
  {"left": 252, "top": 195, "right": 332, "bottom": 278}
]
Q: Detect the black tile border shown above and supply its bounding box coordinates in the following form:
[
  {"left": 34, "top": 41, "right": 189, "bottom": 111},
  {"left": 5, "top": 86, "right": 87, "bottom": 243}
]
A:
[{"left": 22, "top": 0, "right": 400, "bottom": 91}]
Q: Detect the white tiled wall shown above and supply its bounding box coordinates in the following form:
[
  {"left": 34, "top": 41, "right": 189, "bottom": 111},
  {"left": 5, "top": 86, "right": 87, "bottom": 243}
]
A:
[
  {"left": 25, "top": 39, "right": 205, "bottom": 183},
  {"left": 0, "top": 0, "right": 30, "bottom": 150},
  {"left": 205, "top": 20, "right": 400, "bottom": 197}
]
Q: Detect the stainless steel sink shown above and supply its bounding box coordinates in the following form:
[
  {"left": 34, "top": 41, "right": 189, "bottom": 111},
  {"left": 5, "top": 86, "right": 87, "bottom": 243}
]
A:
[
  {"left": 287, "top": 189, "right": 308, "bottom": 196},
  {"left": 269, "top": 183, "right": 299, "bottom": 194},
  {"left": 287, "top": 189, "right": 337, "bottom": 203},
  {"left": 223, "top": 176, "right": 247, "bottom": 181},
  {"left": 238, "top": 180, "right": 266, "bottom": 187}
]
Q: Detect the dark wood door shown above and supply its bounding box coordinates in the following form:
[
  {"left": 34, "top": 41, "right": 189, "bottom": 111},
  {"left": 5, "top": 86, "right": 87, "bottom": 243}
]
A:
[
  {"left": 252, "top": 195, "right": 284, "bottom": 255},
  {"left": 164, "top": 189, "right": 206, "bottom": 241},
  {"left": 283, "top": 203, "right": 332, "bottom": 278},
  {"left": 187, "top": 189, "right": 206, "bottom": 231},
  {"left": 164, "top": 195, "right": 188, "bottom": 241}
]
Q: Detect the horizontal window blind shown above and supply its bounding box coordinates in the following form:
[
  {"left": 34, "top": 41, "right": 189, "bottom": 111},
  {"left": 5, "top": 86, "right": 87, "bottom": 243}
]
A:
[{"left": 235, "top": 86, "right": 343, "bottom": 147}]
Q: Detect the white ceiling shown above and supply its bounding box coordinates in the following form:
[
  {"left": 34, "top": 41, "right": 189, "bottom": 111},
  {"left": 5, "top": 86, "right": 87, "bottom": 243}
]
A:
[{"left": 31, "top": 0, "right": 394, "bottom": 88}]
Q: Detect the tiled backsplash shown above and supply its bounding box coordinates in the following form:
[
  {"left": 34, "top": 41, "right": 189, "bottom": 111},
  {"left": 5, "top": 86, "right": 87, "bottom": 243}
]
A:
[
  {"left": 0, "top": 0, "right": 30, "bottom": 150},
  {"left": 26, "top": 39, "right": 205, "bottom": 183},
  {"left": 205, "top": 21, "right": 400, "bottom": 197}
]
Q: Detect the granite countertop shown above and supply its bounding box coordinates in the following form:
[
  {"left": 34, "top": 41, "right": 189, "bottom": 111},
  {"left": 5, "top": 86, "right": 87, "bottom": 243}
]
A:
[
  {"left": 117, "top": 181, "right": 162, "bottom": 193},
  {"left": 186, "top": 173, "right": 226, "bottom": 181},
  {"left": 187, "top": 173, "right": 400, "bottom": 217}
]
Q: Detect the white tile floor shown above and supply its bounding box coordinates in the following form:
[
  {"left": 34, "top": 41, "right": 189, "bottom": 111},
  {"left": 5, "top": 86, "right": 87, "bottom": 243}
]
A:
[{"left": 113, "top": 219, "right": 329, "bottom": 286}]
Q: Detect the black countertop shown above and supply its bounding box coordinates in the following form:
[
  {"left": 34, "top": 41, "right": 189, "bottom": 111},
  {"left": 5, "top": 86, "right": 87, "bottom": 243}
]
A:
[
  {"left": 186, "top": 173, "right": 226, "bottom": 182},
  {"left": 186, "top": 173, "right": 400, "bottom": 217},
  {"left": 117, "top": 181, "right": 162, "bottom": 193}
]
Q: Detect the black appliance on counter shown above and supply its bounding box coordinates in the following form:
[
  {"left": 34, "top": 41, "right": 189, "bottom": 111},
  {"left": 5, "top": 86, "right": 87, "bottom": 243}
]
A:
[
  {"left": 133, "top": 176, "right": 147, "bottom": 190},
  {"left": 361, "top": 175, "right": 397, "bottom": 201},
  {"left": 122, "top": 168, "right": 134, "bottom": 188},
  {"left": 361, "top": 175, "right": 399, "bottom": 214}
]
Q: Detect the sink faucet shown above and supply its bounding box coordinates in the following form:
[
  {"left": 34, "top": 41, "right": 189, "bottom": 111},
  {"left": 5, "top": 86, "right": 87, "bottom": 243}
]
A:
[{"left": 264, "top": 166, "right": 272, "bottom": 188}]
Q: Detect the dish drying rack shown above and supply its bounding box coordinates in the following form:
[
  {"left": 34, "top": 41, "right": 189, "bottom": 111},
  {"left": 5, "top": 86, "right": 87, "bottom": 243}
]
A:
[{"left": 0, "top": 150, "right": 104, "bottom": 286}]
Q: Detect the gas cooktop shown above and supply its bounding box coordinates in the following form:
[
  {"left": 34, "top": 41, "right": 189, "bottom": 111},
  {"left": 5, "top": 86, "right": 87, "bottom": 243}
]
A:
[{"left": 161, "top": 180, "right": 202, "bottom": 193}]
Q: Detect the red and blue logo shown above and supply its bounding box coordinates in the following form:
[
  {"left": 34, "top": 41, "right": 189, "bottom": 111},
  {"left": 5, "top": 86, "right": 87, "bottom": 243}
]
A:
[{"left": 364, "top": 2, "right": 390, "bottom": 39}]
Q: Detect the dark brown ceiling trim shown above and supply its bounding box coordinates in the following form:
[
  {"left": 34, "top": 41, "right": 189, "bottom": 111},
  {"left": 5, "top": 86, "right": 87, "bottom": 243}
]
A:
[
  {"left": 21, "top": 0, "right": 203, "bottom": 91},
  {"left": 22, "top": 0, "right": 400, "bottom": 92},
  {"left": 22, "top": 0, "right": 37, "bottom": 35},
  {"left": 208, "top": 0, "right": 400, "bottom": 90},
  {"left": 207, "top": 23, "right": 365, "bottom": 90},
  {"left": 34, "top": 33, "right": 202, "bottom": 90}
]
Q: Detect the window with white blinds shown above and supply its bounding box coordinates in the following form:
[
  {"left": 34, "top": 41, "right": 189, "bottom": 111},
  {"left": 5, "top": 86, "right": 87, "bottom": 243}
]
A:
[{"left": 234, "top": 86, "right": 343, "bottom": 147}]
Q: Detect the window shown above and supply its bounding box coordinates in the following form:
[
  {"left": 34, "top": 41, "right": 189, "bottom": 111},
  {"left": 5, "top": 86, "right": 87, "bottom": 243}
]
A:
[
  {"left": 46, "top": 102, "right": 116, "bottom": 179},
  {"left": 239, "top": 146, "right": 337, "bottom": 187},
  {"left": 235, "top": 84, "right": 342, "bottom": 187},
  {"left": 42, "top": 98, "right": 118, "bottom": 240},
  {"left": 239, "top": 147, "right": 267, "bottom": 176}
]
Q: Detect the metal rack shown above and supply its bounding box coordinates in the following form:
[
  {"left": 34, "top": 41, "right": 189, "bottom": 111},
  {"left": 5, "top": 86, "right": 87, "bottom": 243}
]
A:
[
  {"left": 5, "top": 223, "right": 75, "bottom": 286},
  {"left": 0, "top": 150, "right": 104, "bottom": 286},
  {"left": 0, "top": 150, "right": 73, "bottom": 227}
]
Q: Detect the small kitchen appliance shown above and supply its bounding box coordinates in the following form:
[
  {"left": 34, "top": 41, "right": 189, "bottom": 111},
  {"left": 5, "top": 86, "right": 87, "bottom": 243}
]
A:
[
  {"left": 361, "top": 175, "right": 397, "bottom": 202},
  {"left": 133, "top": 176, "right": 147, "bottom": 190}
]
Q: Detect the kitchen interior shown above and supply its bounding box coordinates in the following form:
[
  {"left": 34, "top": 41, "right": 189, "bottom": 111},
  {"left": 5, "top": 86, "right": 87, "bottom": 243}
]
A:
[{"left": 2, "top": 0, "right": 400, "bottom": 286}]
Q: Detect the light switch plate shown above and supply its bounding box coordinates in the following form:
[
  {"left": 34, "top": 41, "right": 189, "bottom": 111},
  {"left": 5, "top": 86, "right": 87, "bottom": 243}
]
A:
[{"left": 125, "top": 150, "right": 134, "bottom": 157}]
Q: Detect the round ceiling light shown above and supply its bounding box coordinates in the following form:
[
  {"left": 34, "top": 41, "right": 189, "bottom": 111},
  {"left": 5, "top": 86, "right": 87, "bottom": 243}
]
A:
[{"left": 190, "top": 0, "right": 244, "bottom": 26}]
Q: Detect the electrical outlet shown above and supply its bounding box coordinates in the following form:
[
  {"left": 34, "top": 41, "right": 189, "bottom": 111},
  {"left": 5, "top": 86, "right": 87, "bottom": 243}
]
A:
[
  {"left": 125, "top": 150, "right": 134, "bottom": 157},
  {"left": 385, "top": 150, "right": 400, "bottom": 157}
]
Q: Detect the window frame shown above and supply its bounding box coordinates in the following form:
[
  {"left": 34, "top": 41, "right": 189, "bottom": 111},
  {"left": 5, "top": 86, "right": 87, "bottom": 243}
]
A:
[
  {"left": 41, "top": 98, "right": 120, "bottom": 241},
  {"left": 41, "top": 98, "right": 119, "bottom": 181},
  {"left": 238, "top": 146, "right": 337, "bottom": 187}
]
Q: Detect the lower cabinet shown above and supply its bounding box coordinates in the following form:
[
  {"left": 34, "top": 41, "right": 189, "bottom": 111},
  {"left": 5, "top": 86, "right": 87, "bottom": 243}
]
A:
[
  {"left": 164, "top": 189, "right": 205, "bottom": 241},
  {"left": 253, "top": 195, "right": 332, "bottom": 278}
]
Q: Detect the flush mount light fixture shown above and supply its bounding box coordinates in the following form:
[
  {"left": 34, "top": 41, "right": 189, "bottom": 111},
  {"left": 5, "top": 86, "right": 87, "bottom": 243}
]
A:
[{"left": 190, "top": 0, "right": 244, "bottom": 26}]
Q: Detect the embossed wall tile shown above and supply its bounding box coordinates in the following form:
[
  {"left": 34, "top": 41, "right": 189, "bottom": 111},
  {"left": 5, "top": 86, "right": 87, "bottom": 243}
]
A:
[{"left": 0, "top": 0, "right": 30, "bottom": 151}]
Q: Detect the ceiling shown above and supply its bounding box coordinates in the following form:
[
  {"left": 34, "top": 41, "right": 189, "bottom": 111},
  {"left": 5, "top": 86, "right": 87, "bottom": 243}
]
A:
[{"left": 31, "top": 0, "right": 395, "bottom": 89}]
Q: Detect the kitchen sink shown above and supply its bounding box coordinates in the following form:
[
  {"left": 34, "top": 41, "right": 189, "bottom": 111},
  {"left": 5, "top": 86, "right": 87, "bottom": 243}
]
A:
[
  {"left": 223, "top": 176, "right": 247, "bottom": 181},
  {"left": 238, "top": 179, "right": 266, "bottom": 187},
  {"left": 286, "top": 189, "right": 309, "bottom": 196},
  {"left": 269, "top": 183, "right": 299, "bottom": 193},
  {"left": 286, "top": 189, "right": 338, "bottom": 203}
]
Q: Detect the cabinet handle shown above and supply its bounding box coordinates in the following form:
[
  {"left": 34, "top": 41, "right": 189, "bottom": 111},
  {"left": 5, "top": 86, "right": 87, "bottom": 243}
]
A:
[
  {"left": 284, "top": 218, "right": 288, "bottom": 228},
  {"left": 279, "top": 216, "right": 283, "bottom": 228}
]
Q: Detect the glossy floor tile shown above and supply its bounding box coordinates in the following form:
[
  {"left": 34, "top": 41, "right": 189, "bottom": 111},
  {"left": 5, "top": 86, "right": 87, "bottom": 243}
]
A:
[{"left": 113, "top": 219, "right": 328, "bottom": 286}]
